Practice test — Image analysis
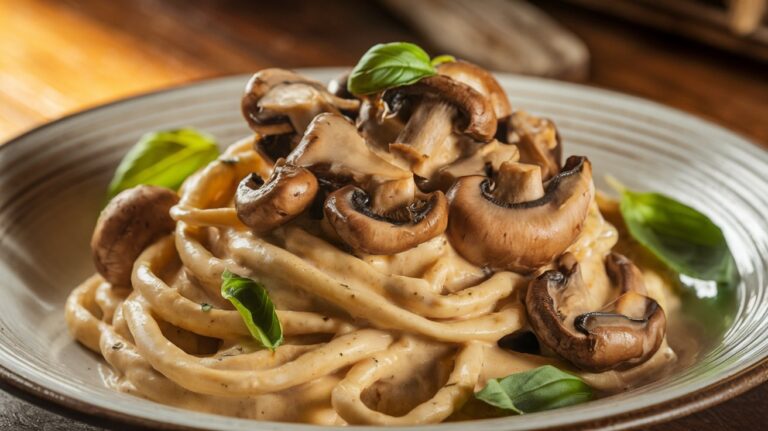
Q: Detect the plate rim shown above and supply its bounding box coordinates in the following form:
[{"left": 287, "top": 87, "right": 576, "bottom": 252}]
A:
[{"left": 1, "top": 69, "right": 767, "bottom": 431}]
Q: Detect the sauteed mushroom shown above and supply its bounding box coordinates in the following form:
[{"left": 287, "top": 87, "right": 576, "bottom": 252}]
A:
[
  {"left": 91, "top": 185, "right": 179, "bottom": 287},
  {"left": 324, "top": 185, "right": 448, "bottom": 255},
  {"left": 526, "top": 252, "right": 667, "bottom": 372},
  {"left": 382, "top": 75, "right": 497, "bottom": 179},
  {"left": 433, "top": 139, "right": 519, "bottom": 191},
  {"left": 242, "top": 68, "right": 360, "bottom": 138},
  {"left": 235, "top": 161, "right": 318, "bottom": 233},
  {"left": 288, "top": 113, "right": 414, "bottom": 212},
  {"left": 506, "top": 110, "right": 562, "bottom": 180},
  {"left": 437, "top": 60, "right": 512, "bottom": 119},
  {"left": 288, "top": 113, "right": 448, "bottom": 254},
  {"left": 446, "top": 156, "right": 593, "bottom": 272}
]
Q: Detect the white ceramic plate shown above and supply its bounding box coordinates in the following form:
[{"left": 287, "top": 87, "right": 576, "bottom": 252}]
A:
[{"left": 1, "top": 70, "right": 767, "bottom": 430}]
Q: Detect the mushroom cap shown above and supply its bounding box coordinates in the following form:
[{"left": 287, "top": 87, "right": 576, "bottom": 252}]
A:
[
  {"left": 91, "top": 185, "right": 179, "bottom": 287},
  {"left": 235, "top": 162, "right": 318, "bottom": 233},
  {"left": 525, "top": 253, "right": 667, "bottom": 372},
  {"left": 382, "top": 75, "right": 498, "bottom": 142},
  {"left": 327, "top": 70, "right": 356, "bottom": 100},
  {"left": 446, "top": 155, "right": 593, "bottom": 272},
  {"left": 324, "top": 185, "right": 449, "bottom": 255},
  {"left": 242, "top": 69, "right": 359, "bottom": 136},
  {"left": 437, "top": 60, "right": 512, "bottom": 119}
]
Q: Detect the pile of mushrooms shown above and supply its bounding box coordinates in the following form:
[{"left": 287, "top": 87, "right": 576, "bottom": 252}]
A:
[
  {"left": 236, "top": 61, "right": 666, "bottom": 371},
  {"left": 86, "top": 60, "right": 667, "bottom": 374}
]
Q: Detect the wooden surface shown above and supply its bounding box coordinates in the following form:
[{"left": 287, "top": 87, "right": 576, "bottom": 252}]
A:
[{"left": 0, "top": 0, "right": 766, "bottom": 430}]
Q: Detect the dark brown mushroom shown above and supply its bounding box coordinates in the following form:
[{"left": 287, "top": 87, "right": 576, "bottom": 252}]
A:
[
  {"left": 382, "top": 75, "right": 497, "bottom": 179},
  {"left": 526, "top": 252, "right": 667, "bottom": 372},
  {"left": 446, "top": 156, "right": 593, "bottom": 272},
  {"left": 91, "top": 185, "right": 179, "bottom": 287},
  {"left": 437, "top": 60, "right": 512, "bottom": 119},
  {"left": 241, "top": 68, "right": 360, "bottom": 139},
  {"left": 235, "top": 161, "right": 318, "bottom": 233},
  {"left": 324, "top": 185, "right": 448, "bottom": 255},
  {"left": 506, "top": 110, "right": 562, "bottom": 180},
  {"left": 327, "top": 70, "right": 356, "bottom": 100}
]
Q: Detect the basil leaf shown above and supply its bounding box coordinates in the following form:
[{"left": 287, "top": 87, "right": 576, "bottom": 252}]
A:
[
  {"left": 430, "top": 54, "right": 456, "bottom": 67},
  {"left": 347, "top": 42, "right": 437, "bottom": 95},
  {"left": 107, "top": 128, "right": 220, "bottom": 199},
  {"left": 221, "top": 270, "right": 283, "bottom": 351},
  {"left": 475, "top": 365, "right": 592, "bottom": 414},
  {"left": 620, "top": 190, "right": 735, "bottom": 283}
]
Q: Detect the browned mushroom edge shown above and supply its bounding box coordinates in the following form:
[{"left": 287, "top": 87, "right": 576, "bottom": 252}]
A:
[
  {"left": 287, "top": 113, "right": 414, "bottom": 213},
  {"left": 383, "top": 75, "right": 497, "bottom": 143},
  {"left": 437, "top": 59, "right": 512, "bottom": 119},
  {"left": 91, "top": 185, "right": 179, "bottom": 287},
  {"left": 241, "top": 68, "right": 360, "bottom": 138},
  {"left": 235, "top": 161, "right": 318, "bottom": 233},
  {"left": 525, "top": 252, "right": 667, "bottom": 372},
  {"left": 446, "top": 155, "right": 592, "bottom": 272},
  {"left": 324, "top": 185, "right": 448, "bottom": 255}
]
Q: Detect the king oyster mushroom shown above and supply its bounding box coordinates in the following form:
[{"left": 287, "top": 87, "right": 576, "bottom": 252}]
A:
[
  {"left": 287, "top": 113, "right": 448, "bottom": 255},
  {"left": 381, "top": 74, "right": 497, "bottom": 181},
  {"left": 241, "top": 69, "right": 361, "bottom": 160},
  {"left": 446, "top": 156, "right": 593, "bottom": 272},
  {"left": 506, "top": 110, "right": 562, "bottom": 180},
  {"left": 526, "top": 252, "right": 667, "bottom": 372}
]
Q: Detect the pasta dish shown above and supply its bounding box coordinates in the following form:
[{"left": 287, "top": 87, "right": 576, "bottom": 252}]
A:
[{"left": 64, "top": 45, "right": 700, "bottom": 425}]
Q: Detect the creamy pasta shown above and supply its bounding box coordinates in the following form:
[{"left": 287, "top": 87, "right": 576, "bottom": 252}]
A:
[{"left": 65, "top": 60, "right": 682, "bottom": 425}]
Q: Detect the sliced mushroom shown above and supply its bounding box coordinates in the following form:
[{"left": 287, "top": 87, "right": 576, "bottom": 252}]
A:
[
  {"left": 526, "top": 252, "right": 667, "bottom": 372},
  {"left": 437, "top": 60, "right": 512, "bottom": 119},
  {"left": 356, "top": 94, "right": 406, "bottom": 154},
  {"left": 446, "top": 156, "right": 593, "bottom": 272},
  {"left": 91, "top": 185, "right": 179, "bottom": 287},
  {"left": 235, "top": 160, "right": 318, "bottom": 233},
  {"left": 434, "top": 139, "right": 519, "bottom": 192},
  {"left": 241, "top": 68, "right": 360, "bottom": 139},
  {"left": 506, "top": 110, "right": 562, "bottom": 180},
  {"left": 383, "top": 75, "right": 497, "bottom": 179},
  {"left": 288, "top": 113, "right": 448, "bottom": 254},
  {"left": 287, "top": 113, "right": 413, "bottom": 212},
  {"left": 324, "top": 185, "right": 448, "bottom": 255}
]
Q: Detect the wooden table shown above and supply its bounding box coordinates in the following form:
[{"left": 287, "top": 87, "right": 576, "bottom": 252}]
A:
[{"left": 0, "top": 0, "right": 766, "bottom": 429}]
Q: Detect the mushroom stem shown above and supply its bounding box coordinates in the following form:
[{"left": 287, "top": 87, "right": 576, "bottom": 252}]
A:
[
  {"left": 369, "top": 178, "right": 417, "bottom": 214},
  {"left": 390, "top": 99, "right": 459, "bottom": 178},
  {"left": 491, "top": 162, "right": 545, "bottom": 203}
]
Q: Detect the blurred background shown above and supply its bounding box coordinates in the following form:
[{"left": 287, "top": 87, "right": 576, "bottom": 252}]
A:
[
  {"left": 0, "top": 0, "right": 766, "bottom": 144},
  {"left": 0, "top": 0, "right": 766, "bottom": 430}
]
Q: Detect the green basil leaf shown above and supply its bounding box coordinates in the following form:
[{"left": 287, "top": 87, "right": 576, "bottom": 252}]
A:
[
  {"left": 107, "top": 128, "right": 220, "bottom": 199},
  {"left": 475, "top": 365, "right": 592, "bottom": 414},
  {"left": 221, "top": 270, "right": 283, "bottom": 351},
  {"left": 619, "top": 190, "right": 735, "bottom": 283},
  {"left": 430, "top": 54, "right": 456, "bottom": 67},
  {"left": 347, "top": 42, "right": 437, "bottom": 95}
]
